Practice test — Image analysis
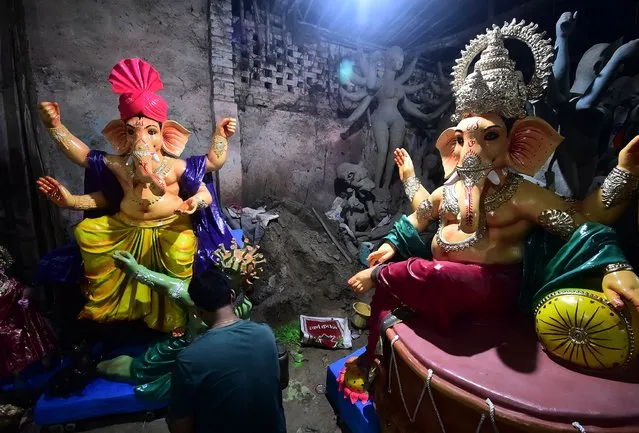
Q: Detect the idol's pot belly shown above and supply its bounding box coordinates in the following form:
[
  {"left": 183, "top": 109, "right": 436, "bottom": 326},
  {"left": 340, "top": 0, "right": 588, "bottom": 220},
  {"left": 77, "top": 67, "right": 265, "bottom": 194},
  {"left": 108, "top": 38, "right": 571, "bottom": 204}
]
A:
[
  {"left": 119, "top": 191, "right": 184, "bottom": 221},
  {"left": 431, "top": 222, "right": 529, "bottom": 265}
]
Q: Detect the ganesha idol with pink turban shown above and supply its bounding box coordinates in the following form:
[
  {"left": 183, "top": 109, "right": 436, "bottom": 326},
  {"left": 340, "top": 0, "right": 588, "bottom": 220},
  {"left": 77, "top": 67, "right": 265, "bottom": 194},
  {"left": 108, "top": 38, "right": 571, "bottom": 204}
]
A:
[
  {"left": 36, "top": 58, "right": 237, "bottom": 333},
  {"left": 345, "top": 20, "right": 639, "bottom": 391}
]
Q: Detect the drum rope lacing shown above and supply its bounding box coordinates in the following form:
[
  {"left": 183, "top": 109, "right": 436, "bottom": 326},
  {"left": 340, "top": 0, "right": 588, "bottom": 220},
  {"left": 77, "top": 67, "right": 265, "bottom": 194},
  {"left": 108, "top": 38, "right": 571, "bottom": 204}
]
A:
[
  {"left": 387, "top": 335, "right": 446, "bottom": 432},
  {"left": 386, "top": 334, "right": 590, "bottom": 433},
  {"left": 475, "top": 398, "right": 500, "bottom": 433},
  {"left": 572, "top": 421, "right": 587, "bottom": 432}
]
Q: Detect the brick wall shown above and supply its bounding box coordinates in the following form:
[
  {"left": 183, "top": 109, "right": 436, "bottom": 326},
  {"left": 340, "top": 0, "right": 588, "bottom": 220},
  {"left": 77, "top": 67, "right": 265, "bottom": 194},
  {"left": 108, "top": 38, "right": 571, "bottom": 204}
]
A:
[
  {"left": 232, "top": 13, "right": 355, "bottom": 116},
  {"left": 209, "top": 3, "right": 452, "bottom": 208},
  {"left": 210, "top": 0, "right": 242, "bottom": 204},
  {"left": 210, "top": 0, "right": 235, "bottom": 102}
]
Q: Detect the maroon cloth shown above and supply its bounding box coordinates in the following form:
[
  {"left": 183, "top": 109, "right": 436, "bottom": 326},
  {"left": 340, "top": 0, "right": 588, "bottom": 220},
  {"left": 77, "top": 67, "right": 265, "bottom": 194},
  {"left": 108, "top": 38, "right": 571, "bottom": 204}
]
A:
[
  {"left": 365, "top": 258, "right": 521, "bottom": 363},
  {"left": 0, "top": 271, "right": 56, "bottom": 380},
  {"left": 392, "top": 319, "right": 639, "bottom": 425}
]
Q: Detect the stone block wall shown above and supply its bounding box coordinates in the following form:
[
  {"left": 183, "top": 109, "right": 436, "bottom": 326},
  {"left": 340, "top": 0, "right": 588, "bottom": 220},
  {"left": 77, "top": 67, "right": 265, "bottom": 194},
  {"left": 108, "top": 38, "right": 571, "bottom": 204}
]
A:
[
  {"left": 210, "top": 0, "right": 242, "bottom": 205},
  {"left": 232, "top": 14, "right": 354, "bottom": 117}
]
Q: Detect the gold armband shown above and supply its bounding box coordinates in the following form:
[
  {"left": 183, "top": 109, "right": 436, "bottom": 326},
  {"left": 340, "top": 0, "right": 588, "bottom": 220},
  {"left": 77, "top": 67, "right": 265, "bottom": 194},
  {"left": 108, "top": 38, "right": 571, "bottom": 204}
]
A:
[
  {"left": 212, "top": 135, "right": 228, "bottom": 158},
  {"left": 196, "top": 197, "right": 208, "bottom": 209},
  {"left": 47, "top": 125, "right": 72, "bottom": 151},
  {"left": 601, "top": 167, "right": 639, "bottom": 209},
  {"left": 416, "top": 199, "right": 433, "bottom": 223},
  {"left": 538, "top": 208, "right": 578, "bottom": 241}
]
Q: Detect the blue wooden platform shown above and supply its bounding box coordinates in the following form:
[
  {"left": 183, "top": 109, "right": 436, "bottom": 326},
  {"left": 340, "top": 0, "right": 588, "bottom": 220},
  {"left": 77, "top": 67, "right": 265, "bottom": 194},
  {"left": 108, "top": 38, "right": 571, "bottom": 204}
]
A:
[{"left": 325, "top": 347, "right": 380, "bottom": 433}]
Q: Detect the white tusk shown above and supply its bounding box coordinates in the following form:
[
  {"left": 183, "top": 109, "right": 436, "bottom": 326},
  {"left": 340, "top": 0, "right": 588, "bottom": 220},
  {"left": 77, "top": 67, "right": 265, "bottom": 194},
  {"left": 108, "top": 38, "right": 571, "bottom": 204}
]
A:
[
  {"left": 445, "top": 171, "right": 459, "bottom": 185},
  {"left": 487, "top": 170, "right": 501, "bottom": 185}
]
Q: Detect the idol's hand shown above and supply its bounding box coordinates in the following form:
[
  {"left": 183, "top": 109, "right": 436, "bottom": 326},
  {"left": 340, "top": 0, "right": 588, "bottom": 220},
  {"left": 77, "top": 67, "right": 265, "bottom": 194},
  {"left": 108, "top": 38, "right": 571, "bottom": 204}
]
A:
[
  {"left": 112, "top": 251, "right": 138, "bottom": 275},
  {"left": 367, "top": 243, "right": 395, "bottom": 267},
  {"left": 216, "top": 118, "right": 237, "bottom": 139},
  {"left": 175, "top": 197, "right": 199, "bottom": 215},
  {"left": 617, "top": 135, "right": 639, "bottom": 175},
  {"left": 39, "top": 102, "right": 61, "bottom": 128},
  {"left": 37, "top": 176, "right": 74, "bottom": 208},
  {"left": 556, "top": 11, "right": 578, "bottom": 38},
  {"left": 602, "top": 270, "right": 639, "bottom": 313},
  {"left": 394, "top": 148, "right": 415, "bottom": 182}
]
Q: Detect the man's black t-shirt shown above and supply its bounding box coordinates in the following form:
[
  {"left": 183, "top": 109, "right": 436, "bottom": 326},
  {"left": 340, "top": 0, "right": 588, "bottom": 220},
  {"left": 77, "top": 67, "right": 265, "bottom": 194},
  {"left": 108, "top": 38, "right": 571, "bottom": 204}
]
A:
[{"left": 168, "top": 320, "right": 286, "bottom": 433}]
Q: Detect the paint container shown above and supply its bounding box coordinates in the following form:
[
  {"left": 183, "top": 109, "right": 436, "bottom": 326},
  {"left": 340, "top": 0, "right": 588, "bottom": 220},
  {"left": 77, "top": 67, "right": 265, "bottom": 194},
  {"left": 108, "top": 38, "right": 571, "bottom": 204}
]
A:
[
  {"left": 277, "top": 343, "right": 289, "bottom": 390},
  {"left": 351, "top": 302, "right": 371, "bottom": 329}
]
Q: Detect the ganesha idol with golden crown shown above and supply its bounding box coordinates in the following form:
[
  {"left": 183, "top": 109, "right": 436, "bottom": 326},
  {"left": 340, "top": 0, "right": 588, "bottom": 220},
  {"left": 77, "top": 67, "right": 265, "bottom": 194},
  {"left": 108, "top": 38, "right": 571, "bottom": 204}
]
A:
[
  {"left": 343, "top": 19, "right": 639, "bottom": 407},
  {"left": 36, "top": 58, "right": 237, "bottom": 333}
]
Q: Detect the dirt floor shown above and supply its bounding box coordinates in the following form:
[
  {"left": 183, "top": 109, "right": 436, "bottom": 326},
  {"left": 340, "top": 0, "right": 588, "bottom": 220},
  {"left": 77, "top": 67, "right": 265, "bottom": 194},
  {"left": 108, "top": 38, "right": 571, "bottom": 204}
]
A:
[{"left": 9, "top": 199, "right": 376, "bottom": 433}]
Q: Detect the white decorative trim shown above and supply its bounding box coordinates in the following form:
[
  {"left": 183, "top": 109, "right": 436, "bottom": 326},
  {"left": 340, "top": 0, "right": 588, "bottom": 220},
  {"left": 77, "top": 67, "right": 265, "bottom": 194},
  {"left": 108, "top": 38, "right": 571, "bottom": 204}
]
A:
[
  {"left": 572, "top": 421, "right": 587, "bottom": 432},
  {"left": 475, "top": 398, "right": 500, "bottom": 433}
]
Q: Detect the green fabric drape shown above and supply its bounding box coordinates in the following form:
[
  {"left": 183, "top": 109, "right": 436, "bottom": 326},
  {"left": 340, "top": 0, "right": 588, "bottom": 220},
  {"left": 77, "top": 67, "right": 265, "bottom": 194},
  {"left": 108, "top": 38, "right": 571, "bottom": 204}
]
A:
[
  {"left": 130, "top": 334, "right": 191, "bottom": 401},
  {"left": 384, "top": 215, "right": 430, "bottom": 260},
  {"left": 521, "top": 222, "right": 628, "bottom": 312}
]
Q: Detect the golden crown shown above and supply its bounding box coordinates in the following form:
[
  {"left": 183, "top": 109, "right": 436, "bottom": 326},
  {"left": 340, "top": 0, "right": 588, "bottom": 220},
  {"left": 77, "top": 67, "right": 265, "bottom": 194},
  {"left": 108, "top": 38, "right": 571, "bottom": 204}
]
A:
[{"left": 451, "top": 20, "right": 554, "bottom": 122}]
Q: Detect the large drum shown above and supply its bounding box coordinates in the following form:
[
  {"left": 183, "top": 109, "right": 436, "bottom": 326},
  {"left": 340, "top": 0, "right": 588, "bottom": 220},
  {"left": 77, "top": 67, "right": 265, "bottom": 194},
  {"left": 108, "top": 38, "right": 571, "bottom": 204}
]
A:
[{"left": 372, "top": 317, "right": 639, "bottom": 433}]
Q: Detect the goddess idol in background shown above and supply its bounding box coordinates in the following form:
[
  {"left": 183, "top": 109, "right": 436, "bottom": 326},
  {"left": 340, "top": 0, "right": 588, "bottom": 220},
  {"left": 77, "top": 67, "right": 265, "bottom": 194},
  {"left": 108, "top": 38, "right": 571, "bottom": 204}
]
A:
[{"left": 37, "top": 58, "right": 237, "bottom": 333}]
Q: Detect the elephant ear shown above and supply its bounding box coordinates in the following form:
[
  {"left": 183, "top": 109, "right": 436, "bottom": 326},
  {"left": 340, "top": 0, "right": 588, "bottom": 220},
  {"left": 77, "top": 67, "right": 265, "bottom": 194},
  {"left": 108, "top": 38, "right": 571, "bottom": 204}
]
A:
[
  {"left": 162, "top": 120, "right": 191, "bottom": 157},
  {"left": 435, "top": 127, "right": 458, "bottom": 179},
  {"left": 507, "top": 117, "right": 564, "bottom": 176},
  {"left": 102, "top": 120, "right": 129, "bottom": 155}
]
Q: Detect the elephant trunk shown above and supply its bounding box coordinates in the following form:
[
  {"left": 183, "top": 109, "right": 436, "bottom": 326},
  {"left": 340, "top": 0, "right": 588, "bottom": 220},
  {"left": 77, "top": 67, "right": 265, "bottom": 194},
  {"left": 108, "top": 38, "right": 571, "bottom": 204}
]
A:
[
  {"left": 456, "top": 153, "right": 491, "bottom": 234},
  {"left": 132, "top": 142, "right": 166, "bottom": 195},
  {"left": 458, "top": 181, "right": 483, "bottom": 234}
]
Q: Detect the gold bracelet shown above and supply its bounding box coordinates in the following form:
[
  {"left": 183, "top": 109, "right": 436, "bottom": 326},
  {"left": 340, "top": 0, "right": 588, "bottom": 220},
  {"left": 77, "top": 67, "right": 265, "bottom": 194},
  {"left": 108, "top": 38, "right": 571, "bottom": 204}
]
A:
[
  {"left": 601, "top": 167, "right": 639, "bottom": 209},
  {"left": 47, "top": 125, "right": 71, "bottom": 151},
  {"left": 212, "top": 135, "right": 228, "bottom": 159},
  {"left": 196, "top": 197, "right": 208, "bottom": 209},
  {"left": 604, "top": 263, "right": 634, "bottom": 274}
]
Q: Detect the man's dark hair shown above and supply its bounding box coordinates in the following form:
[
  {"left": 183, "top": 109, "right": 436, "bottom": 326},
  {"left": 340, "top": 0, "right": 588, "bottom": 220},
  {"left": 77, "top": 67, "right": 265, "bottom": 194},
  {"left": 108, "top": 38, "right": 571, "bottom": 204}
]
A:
[{"left": 188, "top": 267, "right": 233, "bottom": 312}]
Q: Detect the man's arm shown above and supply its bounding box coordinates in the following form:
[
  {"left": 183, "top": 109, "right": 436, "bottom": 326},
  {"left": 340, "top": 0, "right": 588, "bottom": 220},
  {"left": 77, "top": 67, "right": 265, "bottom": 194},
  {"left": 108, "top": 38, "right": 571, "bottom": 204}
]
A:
[
  {"left": 166, "top": 360, "right": 196, "bottom": 433},
  {"left": 112, "top": 251, "right": 195, "bottom": 309}
]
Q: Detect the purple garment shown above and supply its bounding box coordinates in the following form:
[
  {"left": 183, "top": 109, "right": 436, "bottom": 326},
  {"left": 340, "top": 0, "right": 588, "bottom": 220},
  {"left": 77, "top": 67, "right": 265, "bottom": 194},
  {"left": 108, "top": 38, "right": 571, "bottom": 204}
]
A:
[{"left": 34, "top": 151, "right": 233, "bottom": 285}]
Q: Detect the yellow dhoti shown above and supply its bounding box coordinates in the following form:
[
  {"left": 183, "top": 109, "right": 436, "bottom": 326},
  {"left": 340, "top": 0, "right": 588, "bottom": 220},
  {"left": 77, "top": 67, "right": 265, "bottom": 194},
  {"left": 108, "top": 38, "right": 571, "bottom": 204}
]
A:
[{"left": 74, "top": 212, "right": 195, "bottom": 332}]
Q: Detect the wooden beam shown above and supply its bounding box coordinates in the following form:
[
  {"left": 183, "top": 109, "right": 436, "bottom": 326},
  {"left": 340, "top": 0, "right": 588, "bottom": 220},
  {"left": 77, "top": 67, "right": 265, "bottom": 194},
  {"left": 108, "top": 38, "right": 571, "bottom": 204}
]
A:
[
  {"left": 296, "top": 20, "right": 387, "bottom": 51},
  {"left": 286, "top": 0, "right": 300, "bottom": 15},
  {"left": 302, "top": 0, "right": 314, "bottom": 21},
  {"left": 411, "top": 0, "right": 554, "bottom": 54},
  {"left": 315, "top": 0, "right": 333, "bottom": 28},
  {"left": 392, "top": 0, "right": 437, "bottom": 47},
  {"left": 406, "top": 0, "right": 469, "bottom": 49}
]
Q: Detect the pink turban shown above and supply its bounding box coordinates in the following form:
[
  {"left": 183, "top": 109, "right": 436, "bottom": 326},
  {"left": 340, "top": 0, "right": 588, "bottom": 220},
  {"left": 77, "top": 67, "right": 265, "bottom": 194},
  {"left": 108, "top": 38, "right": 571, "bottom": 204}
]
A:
[{"left": 108, "top": 58, "right": 168, "bottom": 123}]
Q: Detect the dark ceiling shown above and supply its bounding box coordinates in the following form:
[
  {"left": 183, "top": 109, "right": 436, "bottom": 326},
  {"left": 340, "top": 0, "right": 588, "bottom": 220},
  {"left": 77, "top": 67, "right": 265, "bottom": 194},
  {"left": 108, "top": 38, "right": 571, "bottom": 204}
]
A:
[{"left": 243, "top": 0, "right": 639, "bottom": 61}]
